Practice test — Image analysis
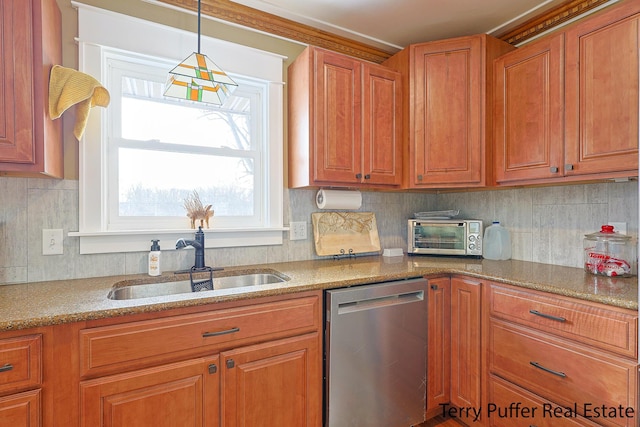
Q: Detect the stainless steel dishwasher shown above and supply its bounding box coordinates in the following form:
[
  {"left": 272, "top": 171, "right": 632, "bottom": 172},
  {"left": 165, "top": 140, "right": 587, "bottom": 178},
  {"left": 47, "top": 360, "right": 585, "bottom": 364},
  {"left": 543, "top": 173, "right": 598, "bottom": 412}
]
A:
[{"left": 325, "top": 278, "right": 428, "bottom": 427}]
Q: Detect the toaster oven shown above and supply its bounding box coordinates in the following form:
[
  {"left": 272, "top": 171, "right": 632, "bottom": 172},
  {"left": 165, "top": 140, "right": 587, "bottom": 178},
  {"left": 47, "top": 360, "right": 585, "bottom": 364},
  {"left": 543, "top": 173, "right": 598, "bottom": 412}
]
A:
[{"left": 408, "top": 219, "right": 483, "bottom": 256}]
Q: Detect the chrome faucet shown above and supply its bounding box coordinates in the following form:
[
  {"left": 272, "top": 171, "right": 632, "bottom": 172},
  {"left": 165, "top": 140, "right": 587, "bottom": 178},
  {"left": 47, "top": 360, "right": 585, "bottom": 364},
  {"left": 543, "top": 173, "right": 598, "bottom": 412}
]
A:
[{"left": 176, "top": 226, "right": 206, "bottom": 270}]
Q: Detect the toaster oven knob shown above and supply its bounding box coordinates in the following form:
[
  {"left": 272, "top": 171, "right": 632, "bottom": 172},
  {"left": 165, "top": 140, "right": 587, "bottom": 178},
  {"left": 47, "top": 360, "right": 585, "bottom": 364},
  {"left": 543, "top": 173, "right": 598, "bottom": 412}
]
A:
[
  {"left": 469, "top": 235, "right": 476, "bottom": 242},
  {"left": 469, "top": 244, "right": 476, "bottom": 250}
]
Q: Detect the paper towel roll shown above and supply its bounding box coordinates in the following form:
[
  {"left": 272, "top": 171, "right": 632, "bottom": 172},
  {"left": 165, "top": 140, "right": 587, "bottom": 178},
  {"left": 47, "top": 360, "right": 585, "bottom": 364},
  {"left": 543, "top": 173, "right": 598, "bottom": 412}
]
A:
[{"left": 316, "top": 189, "right": 362, "bottom": 210}]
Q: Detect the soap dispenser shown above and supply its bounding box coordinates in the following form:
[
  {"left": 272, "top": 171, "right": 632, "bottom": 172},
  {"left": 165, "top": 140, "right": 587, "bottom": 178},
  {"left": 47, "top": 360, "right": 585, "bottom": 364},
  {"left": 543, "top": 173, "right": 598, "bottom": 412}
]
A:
[{"left": 148, "top": 240, "right": 161, "bottom": 276}]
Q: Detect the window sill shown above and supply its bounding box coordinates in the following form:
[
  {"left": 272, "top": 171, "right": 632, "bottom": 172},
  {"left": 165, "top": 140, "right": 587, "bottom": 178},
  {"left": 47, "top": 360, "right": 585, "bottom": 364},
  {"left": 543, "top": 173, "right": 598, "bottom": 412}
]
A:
[{"left": 69, "top": 228, "right": 286, "bottom": 254}]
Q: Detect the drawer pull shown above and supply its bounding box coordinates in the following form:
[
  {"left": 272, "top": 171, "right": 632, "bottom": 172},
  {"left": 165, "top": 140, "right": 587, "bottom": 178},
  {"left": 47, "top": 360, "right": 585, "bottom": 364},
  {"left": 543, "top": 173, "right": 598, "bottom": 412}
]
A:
[
  {"left": 0, "top": 364, "right": 13, "bottom": 373},
  {"left": 529, "top": 310, "right": 566, "bottom": 322},
  {"left": 202, "top": 327, "right": 240, "bottom": 338},
  {"left": 530, "top": 361, "right": 566, "bottom": 378}
]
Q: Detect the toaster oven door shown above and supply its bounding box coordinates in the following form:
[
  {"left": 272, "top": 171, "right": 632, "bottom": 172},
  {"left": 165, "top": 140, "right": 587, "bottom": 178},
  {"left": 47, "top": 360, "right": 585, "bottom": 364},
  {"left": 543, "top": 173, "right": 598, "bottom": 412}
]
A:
[{"left": 411, "top": 222, "right": 467, "bottom": 255}]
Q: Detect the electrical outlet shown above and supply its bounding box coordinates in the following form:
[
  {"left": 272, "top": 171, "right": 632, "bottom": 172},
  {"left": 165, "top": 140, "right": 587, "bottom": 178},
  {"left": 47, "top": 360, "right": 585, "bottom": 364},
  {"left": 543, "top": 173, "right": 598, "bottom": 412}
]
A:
[
  {"left": 290, "top": 221, "right": 308, "bottom": 240},
  {"left": 609, "top": 222, "right": 627, "bottom": 235},
  {"left": 43, "top": 229, "right": 64, "bottom": 255}
]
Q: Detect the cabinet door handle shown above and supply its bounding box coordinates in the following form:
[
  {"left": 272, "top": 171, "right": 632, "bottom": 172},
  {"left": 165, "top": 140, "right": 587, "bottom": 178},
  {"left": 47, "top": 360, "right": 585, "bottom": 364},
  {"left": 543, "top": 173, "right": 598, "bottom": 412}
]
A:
[
  {"left": 550, "top": 166, "right": 559, "bottom": 173},
  {"left": 226, "top": 359, "right": 235, "bottom": 369},
  {"left": 0, "top": 364, "right": 13, "bottom": 373},
  {"left": 529, "top": 361, "right": 566, "bottom": 378},
  {"left": 364, "top": 174, "right": 370, "bottom": 180},
  {"left": 417, "top": 174, "right": 423, "bottom": 181},
  {"left": 202, "top": 327, "right": 240, "bottom": 338},
  {"left": 430, "top": 284, "right": 438, "bottom": 290},
  {"left": 565, "top": 164, "right": 574, "bottom": 171},
  {"left": 529, "top": 310, "right": 566, "bottom": 322},
  {"left": 208, "top": 364, "right": 217, "bottom": 374},
  {"left": 356, "top": 173, "right": 362, "bottom": 179}
]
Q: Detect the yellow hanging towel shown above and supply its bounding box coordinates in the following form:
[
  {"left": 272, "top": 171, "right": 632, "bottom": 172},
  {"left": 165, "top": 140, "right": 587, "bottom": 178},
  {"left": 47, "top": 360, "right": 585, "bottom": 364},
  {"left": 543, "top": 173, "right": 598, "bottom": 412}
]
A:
[{"left": 48, "top": 65, "right": 110, "bottom": 140}]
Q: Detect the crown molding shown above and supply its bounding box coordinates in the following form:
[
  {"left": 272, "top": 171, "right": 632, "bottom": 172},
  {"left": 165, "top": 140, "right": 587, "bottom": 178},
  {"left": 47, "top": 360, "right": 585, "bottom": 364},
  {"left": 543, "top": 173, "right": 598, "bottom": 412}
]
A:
[
  {"left": 158, "top": 0, "right": 615, "bottom": 63},
  {"left": 494, "top": 0, "right": 613, "bottom": 45},
  {"left": 156, "top": 0, "right": 395, "bottom": 63}
]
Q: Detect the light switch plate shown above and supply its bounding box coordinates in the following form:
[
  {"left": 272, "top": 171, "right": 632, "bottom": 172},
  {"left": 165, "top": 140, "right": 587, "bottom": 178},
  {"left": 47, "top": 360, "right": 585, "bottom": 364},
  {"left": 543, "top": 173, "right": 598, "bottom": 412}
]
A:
[
  {"left": 290, "top": 221, "right": 307, "bottom": 240},
  {"left": 43, "top": 229, "right": 64, "bottom": 255}
]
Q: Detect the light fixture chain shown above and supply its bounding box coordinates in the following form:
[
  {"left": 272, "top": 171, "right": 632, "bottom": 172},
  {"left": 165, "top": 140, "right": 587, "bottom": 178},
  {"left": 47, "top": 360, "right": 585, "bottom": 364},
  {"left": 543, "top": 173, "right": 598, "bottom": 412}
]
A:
[{"left": 197, "top": 0, "right": 201, "bottom": 54}]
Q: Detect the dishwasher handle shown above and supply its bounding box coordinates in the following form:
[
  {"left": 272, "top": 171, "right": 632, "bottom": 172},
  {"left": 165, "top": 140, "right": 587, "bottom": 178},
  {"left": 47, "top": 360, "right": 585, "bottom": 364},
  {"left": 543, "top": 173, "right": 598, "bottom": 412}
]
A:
[{"left": 337, "top": 290, "right": 424, "bottom": 315}]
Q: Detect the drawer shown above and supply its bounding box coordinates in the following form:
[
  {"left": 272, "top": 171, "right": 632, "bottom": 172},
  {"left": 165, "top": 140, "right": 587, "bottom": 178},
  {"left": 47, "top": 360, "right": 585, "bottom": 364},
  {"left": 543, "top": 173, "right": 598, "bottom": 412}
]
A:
[
  {"left": 80, "top": 295, "right": 320, "bottom": 377},
  {"left": 489, "top": 284, "right": 638, "bottom": 358},
  {"left": 490, "top": 320, "right": 637, "bottom": 427},
  {"left": 488, "top": 375, "right": 599, "bottom": 427},
  {"left": 0, "top": 335, "right": 42, "bottom": 395}
]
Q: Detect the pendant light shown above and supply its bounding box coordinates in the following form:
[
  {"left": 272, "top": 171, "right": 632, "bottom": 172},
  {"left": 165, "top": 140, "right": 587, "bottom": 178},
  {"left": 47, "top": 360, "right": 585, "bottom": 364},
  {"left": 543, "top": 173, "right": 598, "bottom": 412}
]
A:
[{"left": 163, "top": 0, "right": 238, "bottom": 105}]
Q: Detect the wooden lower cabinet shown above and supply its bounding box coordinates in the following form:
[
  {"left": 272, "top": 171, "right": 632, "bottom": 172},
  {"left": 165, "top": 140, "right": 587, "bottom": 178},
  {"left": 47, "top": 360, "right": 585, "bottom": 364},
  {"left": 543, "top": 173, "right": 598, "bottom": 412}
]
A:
[
  {"left": 487, "top": 282, "right": 638, "bottom": 427},
  {"left": 0, "top": 389, "right": 41, "bottom": 427},
  {"left": 75, "top": 292, "right": 323, "bottom": 427},
  {"left": 426, "top": 276, "right": 451, "bottom": 419},
  {"left": 80, "top": 333, "right": 321, "bottom": 427},
  {"left": 0, "top": 333, "right": 43, "bottom": 427},
  {"left": 426, "top": 276, "right": 482, "bottom": 424},
  {"left": 81, "top": 357, "right": 220, "bottom": 427},
  {"left": 488, "top": 375, "right": 599, "bottom": 427},
  {"left": 450, "top": 277, "right": 481, "bottom": 412},
  {"left": 221, "top": 333, "right": 321, "bottom": 427}
]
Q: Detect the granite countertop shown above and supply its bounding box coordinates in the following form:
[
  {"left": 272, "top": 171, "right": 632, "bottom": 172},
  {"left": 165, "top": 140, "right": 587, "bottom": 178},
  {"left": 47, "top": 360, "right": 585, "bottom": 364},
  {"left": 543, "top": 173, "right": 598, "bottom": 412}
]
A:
[{"left": 0, "top": 256, "right": 637, "bottom": 331}]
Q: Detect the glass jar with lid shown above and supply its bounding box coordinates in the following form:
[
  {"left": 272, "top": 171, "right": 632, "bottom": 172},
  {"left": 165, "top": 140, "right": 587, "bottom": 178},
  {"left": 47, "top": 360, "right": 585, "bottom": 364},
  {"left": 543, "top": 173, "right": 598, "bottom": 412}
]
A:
[{"left": 584, "top": 225, "right": 636, "bottom": 277}]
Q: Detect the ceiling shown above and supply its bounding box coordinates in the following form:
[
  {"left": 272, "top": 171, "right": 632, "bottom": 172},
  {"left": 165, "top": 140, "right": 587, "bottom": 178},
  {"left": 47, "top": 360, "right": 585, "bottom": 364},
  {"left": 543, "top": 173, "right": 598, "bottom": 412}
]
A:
[{"left": 227, "top": 0, "right": 611, "bottom": 52}]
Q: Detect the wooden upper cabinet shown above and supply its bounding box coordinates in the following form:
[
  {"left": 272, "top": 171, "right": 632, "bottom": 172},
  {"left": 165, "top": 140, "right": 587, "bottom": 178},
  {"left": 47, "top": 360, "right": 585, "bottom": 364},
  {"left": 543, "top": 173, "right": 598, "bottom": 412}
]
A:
[
  {"left": 495, "top": 1, "right": 639, "bottom": 185},
  {"left": 288, "top": 46, "right": 402, "bottom": 188},
  {"left": 0, "top": 0, "right": 63, "bottom": 178},
  {"left": 362, "top": 63, "right": 403, "bottom": 186},
  {"left": 494, "top": 34, "right": 565, "bottom": 183},
  {"left": 384, "top": 34, "right": 514, "bottom": 188},
  {"left": 311, "top": 48, "right": 362, "bottom": 185},
  {"left": 564, "top": 3, "right": 639, "bottom": 177}
]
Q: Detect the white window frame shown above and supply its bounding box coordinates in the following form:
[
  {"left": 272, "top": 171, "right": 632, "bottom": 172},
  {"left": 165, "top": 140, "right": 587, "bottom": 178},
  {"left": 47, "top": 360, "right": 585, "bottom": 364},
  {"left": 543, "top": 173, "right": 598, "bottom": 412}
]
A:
[{"left": 69, "top": 3, "right": 286, "bottom": 254}]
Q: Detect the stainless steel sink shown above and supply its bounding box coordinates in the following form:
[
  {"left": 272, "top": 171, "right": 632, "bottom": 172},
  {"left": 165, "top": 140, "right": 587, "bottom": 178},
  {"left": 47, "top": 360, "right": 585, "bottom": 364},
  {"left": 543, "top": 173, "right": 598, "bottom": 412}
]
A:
[{"left": 108, "top": 270, "right": 289, "bottom": 300}]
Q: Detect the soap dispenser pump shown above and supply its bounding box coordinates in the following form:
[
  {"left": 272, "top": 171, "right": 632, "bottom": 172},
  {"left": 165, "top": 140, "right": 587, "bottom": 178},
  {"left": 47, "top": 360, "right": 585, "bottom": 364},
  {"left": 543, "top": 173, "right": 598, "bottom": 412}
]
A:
[{"left": 148, "top": 239, "right": 161, "bottom": 276}]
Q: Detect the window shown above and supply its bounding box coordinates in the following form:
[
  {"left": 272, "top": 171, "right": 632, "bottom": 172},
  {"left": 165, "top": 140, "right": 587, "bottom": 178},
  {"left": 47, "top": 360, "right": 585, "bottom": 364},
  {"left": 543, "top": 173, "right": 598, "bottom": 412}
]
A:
[{"left": 71, "top": 4, "right": 285, "bottom": 254}]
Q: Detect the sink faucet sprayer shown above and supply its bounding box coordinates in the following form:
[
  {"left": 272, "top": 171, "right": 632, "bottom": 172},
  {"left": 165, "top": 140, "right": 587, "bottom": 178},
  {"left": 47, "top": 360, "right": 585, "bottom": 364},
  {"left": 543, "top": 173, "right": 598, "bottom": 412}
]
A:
[
  {"left": 176, "top": 226, "right": 206, "bottom": 270},
  {"left": 175, "top": 227, "right": 222, "bottom": 292}
]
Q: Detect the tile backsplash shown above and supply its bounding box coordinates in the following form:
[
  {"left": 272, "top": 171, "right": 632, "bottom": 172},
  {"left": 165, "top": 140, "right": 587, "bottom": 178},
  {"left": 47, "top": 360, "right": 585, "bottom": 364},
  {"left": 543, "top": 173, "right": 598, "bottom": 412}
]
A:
[{"left": 0, "top": 177, "right": 637, "bottom": 284}]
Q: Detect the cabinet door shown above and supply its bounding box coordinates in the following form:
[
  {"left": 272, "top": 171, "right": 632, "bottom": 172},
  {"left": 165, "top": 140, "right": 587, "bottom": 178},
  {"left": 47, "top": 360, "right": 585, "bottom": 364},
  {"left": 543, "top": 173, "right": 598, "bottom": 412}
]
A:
[
  {"left": 362, "top": 63, "right": 402, "bottom": 186},
  {"left": 564, "top": 6, "right": 639, "bottom": 176},
  {"left": 0, "top": 389, "right": 40, "bottom": 427},
  {"left": 0, "top": 0, "right": 62, "bottom": 177},
  {"left": 312, "top": 49, "right": 362, "bottom": 184},
  {"left": 494, "top": 34, "right": 565, "bottom": 183},
  {"left": 425, "top": 277, "right": 450, "bottom": 419},
  {"left": 221, "top": 333, "right": 321, "bottom": 427},
  {"left": 450, "top": 277, "right": 481, "bottom": 412},
  {"left": 80, "top": 357, "right": 220, "bottom": 427},
  {"left": 411, "top": 37, "right": 482, "bottom": 186}
]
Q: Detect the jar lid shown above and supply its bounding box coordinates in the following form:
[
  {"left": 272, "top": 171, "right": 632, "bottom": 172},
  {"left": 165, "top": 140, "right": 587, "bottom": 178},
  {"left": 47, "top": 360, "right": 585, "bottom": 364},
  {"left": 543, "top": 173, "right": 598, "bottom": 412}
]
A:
[{"left": 584, "top": 225, "right": 632, "bottom": 241}]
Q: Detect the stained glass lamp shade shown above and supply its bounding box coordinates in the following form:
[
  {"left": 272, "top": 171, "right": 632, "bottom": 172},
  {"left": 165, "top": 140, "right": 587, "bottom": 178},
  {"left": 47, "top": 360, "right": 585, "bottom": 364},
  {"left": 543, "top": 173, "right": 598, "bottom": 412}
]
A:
[
  {"left": 164, "top": 52, "right": 237, "bottom": 104},
  {"left": 163, "top": 0, "right": 238, "bottom": 105}
]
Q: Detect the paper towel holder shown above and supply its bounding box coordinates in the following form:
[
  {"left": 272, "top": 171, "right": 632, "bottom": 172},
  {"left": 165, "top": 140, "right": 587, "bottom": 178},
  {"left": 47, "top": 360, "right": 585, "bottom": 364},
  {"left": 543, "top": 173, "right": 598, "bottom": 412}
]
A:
[{"left": 316, "top": 188, "right": 362, "bottom": 210}]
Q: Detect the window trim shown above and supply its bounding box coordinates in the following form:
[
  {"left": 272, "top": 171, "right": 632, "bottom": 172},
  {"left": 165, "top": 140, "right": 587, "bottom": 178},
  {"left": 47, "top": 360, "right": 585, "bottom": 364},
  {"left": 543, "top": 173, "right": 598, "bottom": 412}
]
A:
[{"left": 70, "top": 3, "right": 286, "bottom": 254}]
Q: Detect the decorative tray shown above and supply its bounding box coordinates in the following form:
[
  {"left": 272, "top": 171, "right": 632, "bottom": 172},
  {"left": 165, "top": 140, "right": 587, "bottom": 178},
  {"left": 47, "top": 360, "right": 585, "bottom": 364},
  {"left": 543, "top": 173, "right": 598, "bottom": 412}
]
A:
[{"left": 311, "top": 212, "right": 381, "bottom": 257}]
